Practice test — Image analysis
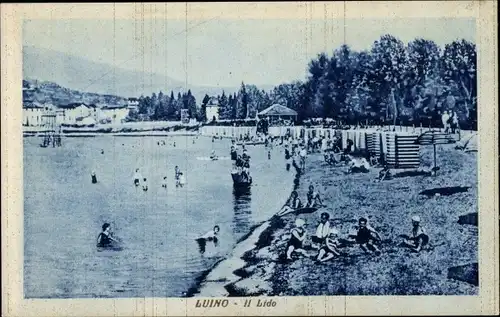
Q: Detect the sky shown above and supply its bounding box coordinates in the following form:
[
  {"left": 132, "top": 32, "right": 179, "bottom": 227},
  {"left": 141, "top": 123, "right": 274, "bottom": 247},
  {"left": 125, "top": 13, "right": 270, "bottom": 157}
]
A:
[{"left": 23, "top": 18, "right": 475, "bottom": 88}]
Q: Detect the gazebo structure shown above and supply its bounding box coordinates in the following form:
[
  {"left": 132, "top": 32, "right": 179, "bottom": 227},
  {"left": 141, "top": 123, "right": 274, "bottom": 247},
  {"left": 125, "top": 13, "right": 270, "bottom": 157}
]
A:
[{"left": 257, "top": 104, "right": 298, "bottom": 124}]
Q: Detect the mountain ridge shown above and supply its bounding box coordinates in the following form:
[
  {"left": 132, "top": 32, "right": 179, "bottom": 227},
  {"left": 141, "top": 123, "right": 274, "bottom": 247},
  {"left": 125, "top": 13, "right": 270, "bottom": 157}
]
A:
[{"left": 23, "top": 45, "right": 267, "bottom": 102}]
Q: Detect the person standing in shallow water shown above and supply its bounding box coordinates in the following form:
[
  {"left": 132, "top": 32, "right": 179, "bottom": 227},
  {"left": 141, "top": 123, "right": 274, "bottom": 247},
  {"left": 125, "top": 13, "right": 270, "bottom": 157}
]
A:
[
  {"left": 133, "top": 169, "right": 142, "bottom": 187},
  {"left": 91, "top": 171, "right": 98, "bottom": 184}
]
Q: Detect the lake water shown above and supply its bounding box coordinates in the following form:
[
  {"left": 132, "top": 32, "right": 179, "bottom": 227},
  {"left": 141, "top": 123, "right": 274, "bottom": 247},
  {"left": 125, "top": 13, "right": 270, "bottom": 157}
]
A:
[{"left": 23, "top": 135, "right": 294, "bottom": 298}]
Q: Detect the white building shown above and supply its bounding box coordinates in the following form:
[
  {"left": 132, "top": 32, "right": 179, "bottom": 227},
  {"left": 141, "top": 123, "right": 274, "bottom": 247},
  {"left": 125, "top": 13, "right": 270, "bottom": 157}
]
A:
[
  {"left": 206, "top": 97, "right": 220, "bottom": 122},
  {"left": 100, "top": 105, "right": 130, "bottom": 124},
  {"left": 57, "top": 103, "right": 92, "bottom": 125},
  {"left": 23, "top": 102, "right": 45, "bottom": 126},
  {"left": 127, "top": 97, "right": 139, "bottom": 112}
]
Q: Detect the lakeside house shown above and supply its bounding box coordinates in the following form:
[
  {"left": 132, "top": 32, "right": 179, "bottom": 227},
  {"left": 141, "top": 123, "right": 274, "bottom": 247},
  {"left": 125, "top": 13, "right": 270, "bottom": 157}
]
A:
[
  {"left": 23, "top": 102, "right": 46, "bottom": 126},
  {"left": 127, "top": 97, "right": 139, "bottom": 112},
  {"left": 57, "top": 103, "right": 93, "bottom": 125},
  {"left": 100, "top": 104, "right": 130, "bottom": 124},
  {"left": 206, "top": 97, "right": 220, "bottom": 122}
]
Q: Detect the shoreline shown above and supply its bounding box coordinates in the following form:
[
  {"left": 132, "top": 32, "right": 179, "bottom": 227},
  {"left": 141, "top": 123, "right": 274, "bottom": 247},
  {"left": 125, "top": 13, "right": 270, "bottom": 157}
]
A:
[
  {"left": 191, "top": 144, "right": 478, "bottom": 296},
  {"left": 190, "top": 166, "right": 301, "bottom": 297}
]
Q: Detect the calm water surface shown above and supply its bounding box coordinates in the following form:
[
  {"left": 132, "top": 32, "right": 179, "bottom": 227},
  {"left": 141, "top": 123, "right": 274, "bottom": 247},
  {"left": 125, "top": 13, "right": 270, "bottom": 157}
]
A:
[{"left": 23, "top": 135, "right": 293, "bottom": 298}]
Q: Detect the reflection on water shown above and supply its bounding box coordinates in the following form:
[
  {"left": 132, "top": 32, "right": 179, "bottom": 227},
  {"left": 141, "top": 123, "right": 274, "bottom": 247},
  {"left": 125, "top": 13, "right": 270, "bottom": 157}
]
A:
[{"left": 232, "top": 185, "right": 252, "bottom": 235}]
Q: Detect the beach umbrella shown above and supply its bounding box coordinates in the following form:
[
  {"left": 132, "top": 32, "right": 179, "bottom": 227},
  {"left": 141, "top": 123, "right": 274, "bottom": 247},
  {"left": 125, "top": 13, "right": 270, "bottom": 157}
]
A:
[{"left": 415, "top": 130, "right": 457, "bottom": 176}]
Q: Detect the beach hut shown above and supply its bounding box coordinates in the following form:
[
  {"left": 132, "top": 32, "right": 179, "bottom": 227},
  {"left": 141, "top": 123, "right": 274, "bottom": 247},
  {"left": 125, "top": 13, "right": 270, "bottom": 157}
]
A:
[{"left": 257, "top": 104, "right": 298, "bottom": 125}]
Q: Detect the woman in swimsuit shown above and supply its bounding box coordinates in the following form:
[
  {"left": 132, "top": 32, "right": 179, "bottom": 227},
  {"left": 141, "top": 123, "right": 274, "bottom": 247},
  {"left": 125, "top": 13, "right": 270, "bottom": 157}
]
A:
[
  {"left": 277, "top": 191, "right": 302, "bottom": 216},
  {"left": 97, "top": 223, "right": 119, "bottom": 247},
  {"left": 286, "top": 218, "right": 308, "bottom": 260}
]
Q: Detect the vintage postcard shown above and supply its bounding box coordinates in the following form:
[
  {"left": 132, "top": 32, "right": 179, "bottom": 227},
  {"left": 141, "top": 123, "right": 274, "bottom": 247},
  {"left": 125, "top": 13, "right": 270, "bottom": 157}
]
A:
[{"left": 1, "top": 1, "right": 498, "bottom": 316}]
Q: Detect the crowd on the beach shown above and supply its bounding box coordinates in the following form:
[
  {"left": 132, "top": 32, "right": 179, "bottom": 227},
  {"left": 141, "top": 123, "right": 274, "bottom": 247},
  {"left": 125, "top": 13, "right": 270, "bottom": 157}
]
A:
[
  {"left": 94, "top": 130, "right": 429, "bottom": 260},
  {"left": 252, "top": 132, "right": 431, "bottom": 262}
]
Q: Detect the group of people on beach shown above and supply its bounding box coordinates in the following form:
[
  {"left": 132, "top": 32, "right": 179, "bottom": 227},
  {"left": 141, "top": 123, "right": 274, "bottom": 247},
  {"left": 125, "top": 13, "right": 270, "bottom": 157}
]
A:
[{"left": 285, "top": 209, "right": 429, "bottom": 262}]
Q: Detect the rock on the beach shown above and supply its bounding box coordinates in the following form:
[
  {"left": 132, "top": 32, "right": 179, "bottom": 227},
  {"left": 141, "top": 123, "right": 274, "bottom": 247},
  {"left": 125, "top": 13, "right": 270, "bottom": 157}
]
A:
[
  {"left": 256, "top": 247, "right": 279, "bottom": 261},
  {"left": 225, "top": 277, "right": 272, "bottom": 296}
]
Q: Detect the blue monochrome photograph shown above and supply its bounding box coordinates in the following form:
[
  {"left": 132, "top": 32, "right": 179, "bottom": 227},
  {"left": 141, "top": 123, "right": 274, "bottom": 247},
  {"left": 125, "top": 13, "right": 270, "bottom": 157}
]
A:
[{"left": 22, "top": 16, "right": 478, "bottom": 298}]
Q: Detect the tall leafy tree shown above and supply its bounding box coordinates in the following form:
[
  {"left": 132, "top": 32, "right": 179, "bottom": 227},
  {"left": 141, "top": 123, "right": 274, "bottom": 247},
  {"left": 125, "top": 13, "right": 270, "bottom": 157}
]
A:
[
  {"left": 440, "top": 39, "right": 477, "bottom": 121},
  {"left": 369, "top": 34, "right": 409, "bottom": 125}
]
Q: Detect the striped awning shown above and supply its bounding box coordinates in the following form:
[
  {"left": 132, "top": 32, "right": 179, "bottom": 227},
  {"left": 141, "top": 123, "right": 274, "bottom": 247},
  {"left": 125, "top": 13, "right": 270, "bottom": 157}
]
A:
[{"left": 415, "top": 131, "right": 457, "bottom": 145}]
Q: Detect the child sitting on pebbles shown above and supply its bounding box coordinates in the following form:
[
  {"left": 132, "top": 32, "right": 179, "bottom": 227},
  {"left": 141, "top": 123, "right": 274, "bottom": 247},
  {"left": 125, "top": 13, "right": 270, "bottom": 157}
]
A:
[{"left": 316, "top": 228, "right": 341, "bottom": 262}]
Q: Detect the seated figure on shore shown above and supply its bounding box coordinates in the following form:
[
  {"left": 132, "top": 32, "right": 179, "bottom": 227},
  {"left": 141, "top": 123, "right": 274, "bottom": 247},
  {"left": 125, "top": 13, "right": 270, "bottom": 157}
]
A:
[
  {"left": 312, "top": 212, "right": 331, "bottom": 249},
  {"left": 355, "top": 217, "right": 382, "bottom": 255},
  {"left": 305, "top": 185, "right": 323, "bottom": 208},
  {"left": 316, "top": 228, "right": 341, "bottom": 262},
  {"left": 375, "top": 164, "right": 392, "bottom": 182},
  {"left": 347, "top": 156, "right": 370, "bottom": 174},
  {"left": 277, "top": 191, "right": 302, "bottom": 216},
  {"left": 286, "top": 218, "right": 308, "bottom": 260},
  {"left": 401, "top": 216, "right": 429, "bottom": 253}
]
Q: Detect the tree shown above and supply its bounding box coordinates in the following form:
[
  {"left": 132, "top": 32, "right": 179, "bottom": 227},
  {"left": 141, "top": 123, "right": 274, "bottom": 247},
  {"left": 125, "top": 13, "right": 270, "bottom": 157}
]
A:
[
  {"left": 369, "top": 35, "right": 409, "bottom": 125},
  {"left": 200, "top": 94, "right": 210, "bottom": 122},
  {"left": 175, "top": 92, "right": 183, "bottom": 120},
  {"left": 406, "top": 39, "right": 442, "bottom": 124},
  {"left": 440, "top": 39, "right": 477, "bottom": 122},
  {"left": 186, "top": 90, "right": 197, "bottom": 120},
  {"left": 236, "top": 82, "right": 248, "bottom": 119},
  {"left": 219, "top": 91, "right": 229, "bottom": 120}
]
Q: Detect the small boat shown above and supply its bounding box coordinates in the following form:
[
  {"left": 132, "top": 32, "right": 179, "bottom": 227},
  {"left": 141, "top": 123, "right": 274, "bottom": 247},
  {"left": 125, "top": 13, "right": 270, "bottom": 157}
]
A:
[{"left": 231, "top": 170, "right": 252, "bottom": 186}]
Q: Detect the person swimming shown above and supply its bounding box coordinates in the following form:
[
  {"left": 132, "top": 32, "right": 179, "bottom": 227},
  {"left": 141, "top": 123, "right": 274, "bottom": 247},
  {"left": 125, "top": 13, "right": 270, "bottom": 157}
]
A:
[
  {"left": 96, "top": 223, "right": 119, "bottom": 247},
  {"left": 91, "top": 171, "right": 98, "bottom": 184},
  {"left": 210, "top": 150, "right": 218, "bottom": 160},
  {"left": 133, "top": 169, "right": 142, "bottom": 186},
  {"left": 196, "top": 225, "right": 220, "bottom": 254}
]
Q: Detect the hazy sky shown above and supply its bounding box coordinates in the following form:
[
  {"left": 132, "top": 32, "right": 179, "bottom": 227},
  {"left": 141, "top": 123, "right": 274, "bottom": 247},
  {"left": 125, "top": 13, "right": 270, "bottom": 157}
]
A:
[{"left": 23, "top": 18, "right": 475, "bottom": 87}]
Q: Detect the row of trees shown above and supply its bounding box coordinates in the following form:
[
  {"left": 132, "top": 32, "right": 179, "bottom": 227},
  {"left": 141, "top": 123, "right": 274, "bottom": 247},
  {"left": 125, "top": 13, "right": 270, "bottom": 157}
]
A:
[
  {"left": 128, "top": 90, "right": 197, "bottom": 121},
  {"left": 129, "top": 35, "right": 477, "bottom": 129},
  {"left": 267, "top": 36, "right": 477, "bottom": 128}
]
